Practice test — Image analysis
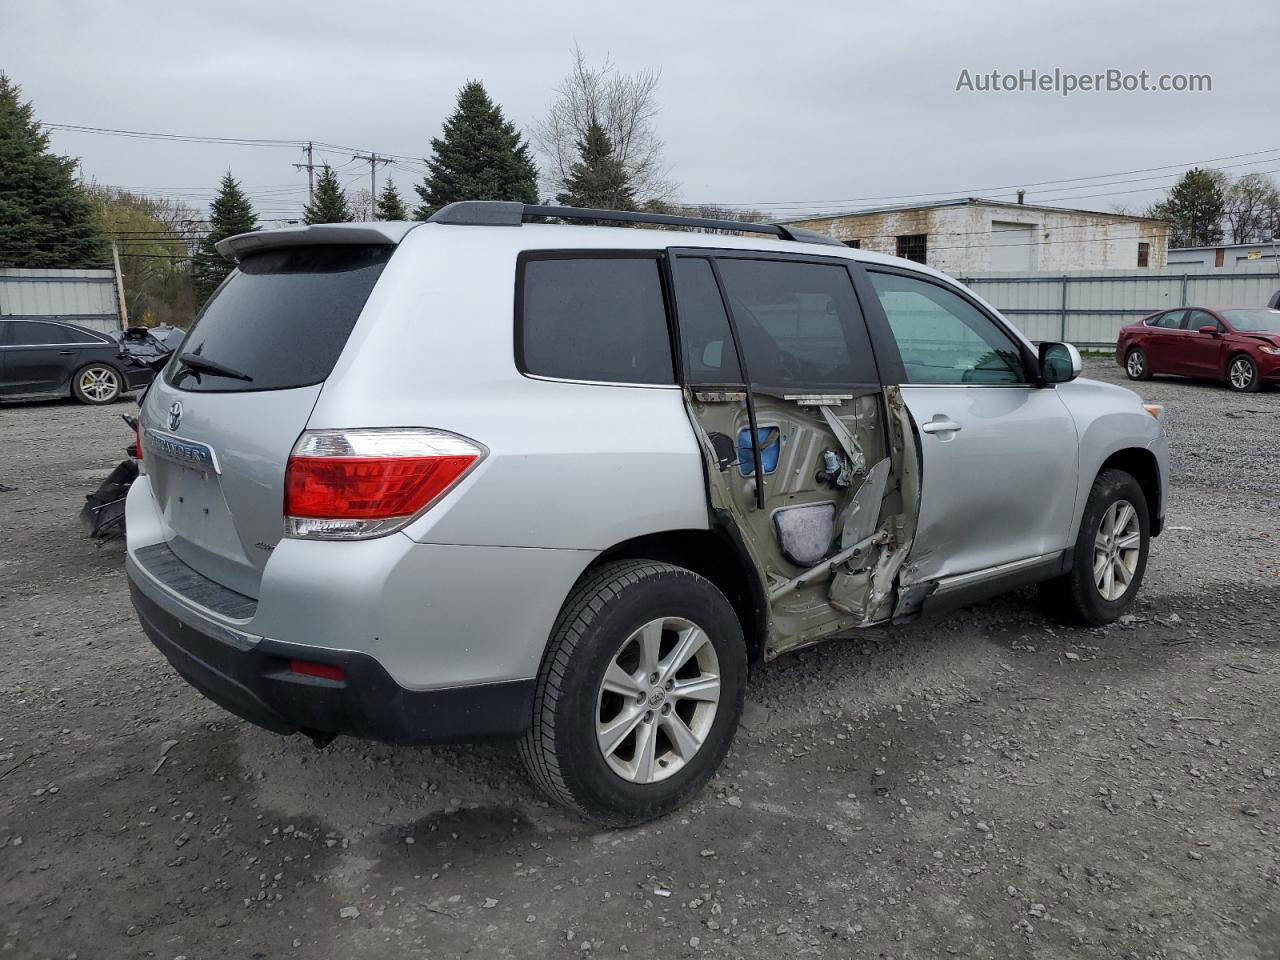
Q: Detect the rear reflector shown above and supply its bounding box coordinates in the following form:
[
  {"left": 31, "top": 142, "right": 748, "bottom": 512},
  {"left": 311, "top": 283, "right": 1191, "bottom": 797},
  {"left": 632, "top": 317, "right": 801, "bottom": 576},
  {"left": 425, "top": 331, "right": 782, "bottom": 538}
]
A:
[
  {"left": 289, "top": 659, "right": 346, "bottom": 682},
  {"left": 284, "top": 428, "right": 485, "bottom": 540}
]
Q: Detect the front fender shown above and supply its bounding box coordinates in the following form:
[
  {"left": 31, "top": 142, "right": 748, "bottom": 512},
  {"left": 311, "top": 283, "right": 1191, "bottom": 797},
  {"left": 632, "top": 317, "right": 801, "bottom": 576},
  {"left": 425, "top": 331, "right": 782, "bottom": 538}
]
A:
[{"left": 1055, "top": 378, "right": 1166, "bottom": 536}]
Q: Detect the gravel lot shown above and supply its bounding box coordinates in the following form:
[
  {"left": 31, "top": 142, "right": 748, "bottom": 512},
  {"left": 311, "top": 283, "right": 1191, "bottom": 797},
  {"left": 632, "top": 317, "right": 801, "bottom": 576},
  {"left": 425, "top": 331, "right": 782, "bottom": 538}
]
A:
[{"left": 2, "top": 360, "right": 1278, "bottom": 960}]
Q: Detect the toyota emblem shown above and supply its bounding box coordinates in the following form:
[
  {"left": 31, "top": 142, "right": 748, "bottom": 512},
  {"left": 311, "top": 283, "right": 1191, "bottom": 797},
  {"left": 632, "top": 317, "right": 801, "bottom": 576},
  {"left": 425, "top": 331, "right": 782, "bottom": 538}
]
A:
[{"left": 167, "top": 400, "right": 183, "bottom": 431}]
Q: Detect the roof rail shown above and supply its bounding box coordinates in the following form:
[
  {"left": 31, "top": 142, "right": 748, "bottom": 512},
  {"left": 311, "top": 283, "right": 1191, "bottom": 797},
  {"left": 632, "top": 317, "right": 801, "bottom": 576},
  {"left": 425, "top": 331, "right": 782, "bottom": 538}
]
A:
[{"left": 426, "top": 201, "right": 842, "bottom": 247}]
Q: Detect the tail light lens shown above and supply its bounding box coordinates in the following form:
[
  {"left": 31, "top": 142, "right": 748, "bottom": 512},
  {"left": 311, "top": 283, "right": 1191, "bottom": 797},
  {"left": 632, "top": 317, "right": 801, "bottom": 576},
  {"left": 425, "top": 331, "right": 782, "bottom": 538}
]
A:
[{"left": 284, "top": 428, "right": 485, "bottom": 540}]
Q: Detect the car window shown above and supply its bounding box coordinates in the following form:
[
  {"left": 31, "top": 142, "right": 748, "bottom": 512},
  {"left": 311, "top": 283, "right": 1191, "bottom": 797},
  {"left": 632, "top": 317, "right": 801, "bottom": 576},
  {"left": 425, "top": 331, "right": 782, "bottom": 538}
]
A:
[
  {"left": 519, "top": 256, "right": 674, "bottom": 385},
  {"left": 713, "top": 258, "right": 877, "bottom": 386},
  {"left": 671, "top": 258, "right": 743, "bottom": 383},
  {"left": 169, "top": 245, "right": 392, "bottom": 393},
  {"left": 1154, "top": 310, "right": 1185, "bottom": 329},
  {"left": 1182, "top": 310, "right": 1219, "bottom": 331},
  {"left": 1221, "top": 307, "right": 1280, "bottom": 331},
  {"left": 867, "top": 271, "right": 1028, "bottom": 385},
  {"left": 5, "top": 320, "right": 74, "bottom": 345}
]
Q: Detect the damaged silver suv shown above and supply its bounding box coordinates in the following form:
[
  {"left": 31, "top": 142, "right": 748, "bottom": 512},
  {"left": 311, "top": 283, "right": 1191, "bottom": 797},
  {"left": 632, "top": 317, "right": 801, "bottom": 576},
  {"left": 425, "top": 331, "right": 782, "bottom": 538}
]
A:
[{"left": 125, "top": 202, "right": 1168, "bottom": 825}]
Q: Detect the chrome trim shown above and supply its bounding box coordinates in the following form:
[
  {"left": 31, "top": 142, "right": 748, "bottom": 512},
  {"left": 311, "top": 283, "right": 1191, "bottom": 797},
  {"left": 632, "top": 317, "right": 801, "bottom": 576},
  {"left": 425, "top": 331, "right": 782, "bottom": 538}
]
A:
[{"left": 932, "top": 551, "right": 1062, "bottom": 594}]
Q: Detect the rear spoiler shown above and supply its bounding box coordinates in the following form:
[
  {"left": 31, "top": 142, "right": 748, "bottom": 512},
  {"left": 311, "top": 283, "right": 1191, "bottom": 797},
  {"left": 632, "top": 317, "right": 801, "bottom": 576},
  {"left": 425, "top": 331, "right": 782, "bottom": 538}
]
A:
[{"left": 215, "top": 222, "right": 420, "bottom": 263}]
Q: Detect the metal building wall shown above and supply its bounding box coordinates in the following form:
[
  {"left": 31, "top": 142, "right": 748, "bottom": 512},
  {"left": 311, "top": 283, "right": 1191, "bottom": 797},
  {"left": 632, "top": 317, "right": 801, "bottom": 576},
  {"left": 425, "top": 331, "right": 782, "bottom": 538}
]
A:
[
  {"left": 0, "top": 268, "right": 120, "bottom": 334},
  {"left": 956, "top": 263, "right": 1280, "bottom": 348}
]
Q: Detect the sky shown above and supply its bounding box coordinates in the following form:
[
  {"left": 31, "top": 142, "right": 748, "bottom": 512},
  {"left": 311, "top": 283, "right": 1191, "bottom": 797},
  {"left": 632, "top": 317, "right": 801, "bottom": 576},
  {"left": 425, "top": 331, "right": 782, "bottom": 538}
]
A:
[{"left": 3, "top": 0, "right": 1277, "bottom": 224}]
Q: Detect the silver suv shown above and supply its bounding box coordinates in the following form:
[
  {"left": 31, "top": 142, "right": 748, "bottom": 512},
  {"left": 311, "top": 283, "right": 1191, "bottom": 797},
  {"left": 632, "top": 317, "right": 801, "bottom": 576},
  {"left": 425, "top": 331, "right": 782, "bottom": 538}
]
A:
[{"left": 126, "top": 202, "right": 1168, "bottom": 825}]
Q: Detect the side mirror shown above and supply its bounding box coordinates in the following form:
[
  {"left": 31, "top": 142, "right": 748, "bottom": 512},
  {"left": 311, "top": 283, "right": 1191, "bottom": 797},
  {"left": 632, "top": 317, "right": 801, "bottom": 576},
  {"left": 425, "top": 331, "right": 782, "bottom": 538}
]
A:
[
  {"left": 1197, "top": 325, "right": 1220, "bottom": 336},
  {"left": 1039, "top": 341, "right": 1082, "bottom": 384}
]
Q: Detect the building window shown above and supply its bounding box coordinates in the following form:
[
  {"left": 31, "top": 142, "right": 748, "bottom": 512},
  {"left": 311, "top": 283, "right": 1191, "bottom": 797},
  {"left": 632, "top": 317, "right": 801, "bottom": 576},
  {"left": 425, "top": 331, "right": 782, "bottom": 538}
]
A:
[
  {"left": 896, "top": 234, "right": 927, "bottom": 264},
  {"left": 1137, "top": 242, "right": 1150, "bottom": 267},
  {"left": 1214, "top": 248, "right": 1225, "bottom": 268},
  {"left": 842, "top": 239, "right": 861, "bottom": 249}
]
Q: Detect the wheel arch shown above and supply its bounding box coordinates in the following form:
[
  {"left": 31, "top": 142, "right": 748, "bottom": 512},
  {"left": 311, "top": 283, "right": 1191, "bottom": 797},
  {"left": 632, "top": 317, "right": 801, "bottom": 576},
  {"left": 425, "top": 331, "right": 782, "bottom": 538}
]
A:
[
  {"left": 587, "top": 525, "right": 769, "bottom": 664},
  {"left": 1098, "top": 447, "right": 1162, "bottom": 536}
]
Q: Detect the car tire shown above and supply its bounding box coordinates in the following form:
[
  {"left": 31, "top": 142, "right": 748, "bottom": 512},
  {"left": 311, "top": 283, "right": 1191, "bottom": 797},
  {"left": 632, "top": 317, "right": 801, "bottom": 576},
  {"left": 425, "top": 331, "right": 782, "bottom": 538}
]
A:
[
  {"left": 519, "top": 559, "right": 747, "bottom": 827},
  {"left": 1039, "top": 468, "right": 1150, "bottom": 627},
  {"left": 1124, "top": 348, "right": 1152, "bottom": 381},
  {"left": 1226, "top": 354, "right": 1260, "bottom": 393},
  {"left": 71, "top": 364, "right": 123, "bottom": 405}
]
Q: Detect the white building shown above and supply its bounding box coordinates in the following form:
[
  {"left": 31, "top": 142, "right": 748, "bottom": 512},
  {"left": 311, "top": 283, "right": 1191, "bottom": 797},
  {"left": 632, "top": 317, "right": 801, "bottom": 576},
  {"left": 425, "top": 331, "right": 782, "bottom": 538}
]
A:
[
  {"left": 783, "top": 198, "right": 1169, "bottom": 275},
  {"left": 1167, "top": 240, "right": 1280, "bottom": 268}
]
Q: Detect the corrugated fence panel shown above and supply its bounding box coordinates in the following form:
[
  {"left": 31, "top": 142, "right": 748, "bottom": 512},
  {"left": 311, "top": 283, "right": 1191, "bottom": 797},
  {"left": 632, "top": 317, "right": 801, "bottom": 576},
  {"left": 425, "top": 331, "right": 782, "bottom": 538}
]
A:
[
  {"left": 0, "top": 269, "right": 119, "bottom": 325},
  {"left": 957, "top": 264, "right": 1280, "bottom": 348}
]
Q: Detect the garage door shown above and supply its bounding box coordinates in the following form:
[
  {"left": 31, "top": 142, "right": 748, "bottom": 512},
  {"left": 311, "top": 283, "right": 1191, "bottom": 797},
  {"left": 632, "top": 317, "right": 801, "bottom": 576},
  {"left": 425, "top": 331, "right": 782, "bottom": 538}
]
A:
[{"left": 990, "top": 221, "right": 1035, "bottom": 271}]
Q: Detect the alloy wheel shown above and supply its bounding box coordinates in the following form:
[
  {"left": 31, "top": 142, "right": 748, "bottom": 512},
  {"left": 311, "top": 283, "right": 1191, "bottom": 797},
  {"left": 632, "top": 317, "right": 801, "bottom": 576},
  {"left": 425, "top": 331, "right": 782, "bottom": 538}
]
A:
[
  {"left": 79, "top": 367, "right": 119, "bottom": 403},
  {"left": 1229, "top": 357, "right": 1254, "bottom": 390},
  {"left": 1093, "top": 499, "right": 1141, "bottom": 602},
  {"left": 595, "top": 616, "right": 721, "bottom": 784},
  {"left": 1126, "top": 351, "right": 1144, "bottom": 378}
]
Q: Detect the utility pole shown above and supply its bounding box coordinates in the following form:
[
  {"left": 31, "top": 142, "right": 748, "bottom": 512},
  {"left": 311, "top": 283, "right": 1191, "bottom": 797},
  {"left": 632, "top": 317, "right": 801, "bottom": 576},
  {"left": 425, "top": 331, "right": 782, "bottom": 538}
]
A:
[
  {"left": 352, "top": 151, "right": 391, "bottom": 206},
  {"left": 110, "top": 240, "right": 129, "bottom": 330},
  {"left": 293, "top": 141, "right": 316, "bottom": 206}
]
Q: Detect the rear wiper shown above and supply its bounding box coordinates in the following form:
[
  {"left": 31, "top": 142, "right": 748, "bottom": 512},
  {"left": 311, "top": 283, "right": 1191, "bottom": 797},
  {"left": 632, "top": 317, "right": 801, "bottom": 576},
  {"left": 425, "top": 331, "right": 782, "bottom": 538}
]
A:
[{"left": 177, "top": 352, "right": 254, "bottom": 383}]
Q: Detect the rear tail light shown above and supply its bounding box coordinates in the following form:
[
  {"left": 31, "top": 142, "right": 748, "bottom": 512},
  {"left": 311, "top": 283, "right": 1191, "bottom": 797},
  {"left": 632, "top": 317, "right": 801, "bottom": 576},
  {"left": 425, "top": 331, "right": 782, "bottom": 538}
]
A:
[{"left": 284, "top": 428, "right": 485, "bottom": 540}]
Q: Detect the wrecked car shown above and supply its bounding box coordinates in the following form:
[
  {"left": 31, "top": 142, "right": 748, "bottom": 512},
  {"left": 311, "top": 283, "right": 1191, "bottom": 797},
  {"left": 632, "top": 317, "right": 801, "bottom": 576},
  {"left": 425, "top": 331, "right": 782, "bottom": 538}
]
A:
[
  {"left": 123, "top": 202, "right": 1168, "bottom": 826},
  {"left": 0, "top": 319, "right": 169, "bottom": 404}
]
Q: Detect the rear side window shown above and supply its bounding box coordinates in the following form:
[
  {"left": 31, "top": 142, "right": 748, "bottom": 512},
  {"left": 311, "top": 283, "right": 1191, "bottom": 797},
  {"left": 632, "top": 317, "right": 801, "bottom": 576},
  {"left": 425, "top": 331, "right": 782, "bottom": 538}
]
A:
[
  {"left": 714, "top": 258, "right": 877, "bottom": 386},
  {"left": 169, "top": 245, "right": 392, "bottom": 392},
  {"left": 671, "top": 258, "right": 743, "bottom": 383},
  {"left": 518, "top": 256, "right": 674, "bottom": 385},
  {"left": 5, "top": 320, "right": 76, "bottom": 345}
]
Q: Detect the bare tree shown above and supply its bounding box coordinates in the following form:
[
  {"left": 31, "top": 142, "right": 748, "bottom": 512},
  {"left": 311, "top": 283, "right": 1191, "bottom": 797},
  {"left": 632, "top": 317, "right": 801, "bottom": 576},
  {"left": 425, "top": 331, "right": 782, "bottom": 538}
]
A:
[
  {"left": 348, "top": 188, "right": 375, "bottom": 222},
  {"left": 533, "top": 46, "right": 677, "bottom": 206},
  {"left": 1223, "top": 172, "right": 1280, "bottom": 244}
]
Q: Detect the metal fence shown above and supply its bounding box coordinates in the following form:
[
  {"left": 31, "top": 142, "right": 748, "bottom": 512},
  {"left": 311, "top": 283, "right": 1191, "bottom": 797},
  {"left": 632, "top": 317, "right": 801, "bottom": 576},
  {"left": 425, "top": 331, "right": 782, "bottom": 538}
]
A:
[
  {"left": 0, "top": 268, "right": 121, "bottom": 334},
  {"left": 956, "top": 262, "right": 1280, "bottom": 348}
]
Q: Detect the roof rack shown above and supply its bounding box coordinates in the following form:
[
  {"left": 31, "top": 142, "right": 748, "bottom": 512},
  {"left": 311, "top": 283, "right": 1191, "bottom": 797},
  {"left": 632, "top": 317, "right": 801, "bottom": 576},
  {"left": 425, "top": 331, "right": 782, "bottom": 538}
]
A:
[{"left": 426, "top": 201, "right": 842, "bottom": 247}]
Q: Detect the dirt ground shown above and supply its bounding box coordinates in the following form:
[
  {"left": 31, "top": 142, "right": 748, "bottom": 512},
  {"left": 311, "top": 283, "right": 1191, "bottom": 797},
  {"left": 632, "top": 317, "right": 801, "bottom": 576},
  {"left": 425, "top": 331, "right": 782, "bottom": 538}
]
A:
[{"left": 2, "top": 359, "right": 1278, "bottom": 960}]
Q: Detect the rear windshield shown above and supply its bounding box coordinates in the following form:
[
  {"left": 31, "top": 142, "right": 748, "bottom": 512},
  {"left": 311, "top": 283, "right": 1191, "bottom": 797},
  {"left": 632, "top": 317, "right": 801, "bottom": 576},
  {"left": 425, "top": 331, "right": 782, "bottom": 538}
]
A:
[{"left": 168, "top": 244, "right": 392, "bottom": 392}]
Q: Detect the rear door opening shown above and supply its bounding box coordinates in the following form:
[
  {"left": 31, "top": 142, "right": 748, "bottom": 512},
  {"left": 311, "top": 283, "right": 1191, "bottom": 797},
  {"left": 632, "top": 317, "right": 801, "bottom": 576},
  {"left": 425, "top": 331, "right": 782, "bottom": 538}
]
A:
[
  {"left": 670, "top": 251, "right": 918, "bottom": 656},
  {"left": 139, "top": 242, "right": 395, "bottom": 600}
]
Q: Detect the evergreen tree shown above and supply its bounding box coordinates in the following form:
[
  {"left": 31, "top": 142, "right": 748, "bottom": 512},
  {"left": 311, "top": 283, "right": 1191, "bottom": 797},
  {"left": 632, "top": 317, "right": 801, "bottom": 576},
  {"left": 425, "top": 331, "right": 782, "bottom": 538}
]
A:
[
  {"left": 414, "top": 80, "right": 538, "bottom": 219},
  {"left": 555, "top": 119, "right": 636, "bottom": 212},
  {"left": 1147, "top": 168, "right": 1226, "bottom": 247},
  {"left": 303, "top": 164, "right": 353, "bottom": 224},
  {"left": 192, "top": 171, "right": 256, "bottom": 306},
  {"left": 0, "top": 72, "right": 108, "bottom": 268},
  {"left": 375, "top": 181, "right": 410, "bottom": 220}
]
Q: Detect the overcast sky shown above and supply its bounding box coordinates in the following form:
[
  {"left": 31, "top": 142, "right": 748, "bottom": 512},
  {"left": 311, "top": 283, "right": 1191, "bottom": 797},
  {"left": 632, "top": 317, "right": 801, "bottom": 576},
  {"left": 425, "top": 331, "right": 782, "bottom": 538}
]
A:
[{"left": 5, "top": 0, "right": 1277, "bottom": 222}]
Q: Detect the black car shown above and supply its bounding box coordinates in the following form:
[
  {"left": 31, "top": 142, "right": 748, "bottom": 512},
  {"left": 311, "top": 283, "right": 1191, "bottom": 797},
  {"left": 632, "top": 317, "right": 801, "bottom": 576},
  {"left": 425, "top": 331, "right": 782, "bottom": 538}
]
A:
[{"left": 0, "top": 318, "right": 167, "bottom": 404}]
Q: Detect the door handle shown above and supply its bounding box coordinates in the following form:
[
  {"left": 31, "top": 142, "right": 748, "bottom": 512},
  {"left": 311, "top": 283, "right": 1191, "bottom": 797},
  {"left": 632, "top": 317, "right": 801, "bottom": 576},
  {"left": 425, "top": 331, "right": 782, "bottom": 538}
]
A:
[
  {"left": 921, "top": 416, "right": 962, "bottom": 435},
  {"left": 59, "top": 350, "right": 74, "bottom": 355}
]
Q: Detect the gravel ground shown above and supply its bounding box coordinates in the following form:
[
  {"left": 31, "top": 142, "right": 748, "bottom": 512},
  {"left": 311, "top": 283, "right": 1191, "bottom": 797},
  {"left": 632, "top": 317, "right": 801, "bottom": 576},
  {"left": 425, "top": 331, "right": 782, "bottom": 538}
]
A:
[{"left": 2, "top": 360, "right": 1278, "bottom": 960}]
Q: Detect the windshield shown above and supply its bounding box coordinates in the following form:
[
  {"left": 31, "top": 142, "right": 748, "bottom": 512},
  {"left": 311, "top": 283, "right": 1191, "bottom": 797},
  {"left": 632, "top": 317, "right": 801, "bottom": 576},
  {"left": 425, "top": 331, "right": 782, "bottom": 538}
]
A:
[
  {"left": 168, "top": 244, "right": 393, "bottom": 393},
  {"left": 1222, "top": 308, "right": 1280, "bottom": 332}
]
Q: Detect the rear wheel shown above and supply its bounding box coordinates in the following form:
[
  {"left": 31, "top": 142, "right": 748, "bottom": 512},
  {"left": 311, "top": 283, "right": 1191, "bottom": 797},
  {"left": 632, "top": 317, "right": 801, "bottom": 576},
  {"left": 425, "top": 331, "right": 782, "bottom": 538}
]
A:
[
  {"left": 72, "top": 364, "right": 122, "bottom": 404},
  {"left": 1227, "top": 354, "right": 1260, "bottom": 392},
  {"left": 1125, "top": 348, "right": 1152, "bottom": 381},
  {"left": 520, "top": 560, "right": 747, "bottom": 827},
  {"left": 1040, "top": 469, "right": 1149, "bottom": 626}
]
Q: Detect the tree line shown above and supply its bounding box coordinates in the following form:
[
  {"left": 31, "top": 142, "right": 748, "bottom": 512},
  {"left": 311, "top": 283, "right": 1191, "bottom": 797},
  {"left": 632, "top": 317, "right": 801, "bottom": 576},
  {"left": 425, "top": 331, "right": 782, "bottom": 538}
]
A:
[{"left": 1143, "top": 168, "right": 1280, "bottom": 249}]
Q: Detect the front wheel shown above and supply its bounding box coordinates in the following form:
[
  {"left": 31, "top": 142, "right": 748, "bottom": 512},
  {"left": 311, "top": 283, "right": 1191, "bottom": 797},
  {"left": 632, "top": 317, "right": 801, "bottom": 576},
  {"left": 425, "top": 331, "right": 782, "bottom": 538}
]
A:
[
  {"left": 1040, "top": 469, "right": 1150, "bottom": 626},
  {"left": 72, "top": 364, "right": 122, "bottom": 404},
  {"left": 520, "top": 560, "right": 747, "bottom": 827},
  {"left": 1227, "top": 354, "right": 1260, "bottom": 393},
  {"left": 1125, "top": 348, "right": 1152, "bottom": 381}
]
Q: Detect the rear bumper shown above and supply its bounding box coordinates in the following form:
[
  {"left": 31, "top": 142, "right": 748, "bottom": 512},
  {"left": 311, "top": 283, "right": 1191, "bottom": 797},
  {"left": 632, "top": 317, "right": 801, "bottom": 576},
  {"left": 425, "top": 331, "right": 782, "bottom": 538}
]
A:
[{"left": 127, "top": 559, "right": 534, "bottom": 743}]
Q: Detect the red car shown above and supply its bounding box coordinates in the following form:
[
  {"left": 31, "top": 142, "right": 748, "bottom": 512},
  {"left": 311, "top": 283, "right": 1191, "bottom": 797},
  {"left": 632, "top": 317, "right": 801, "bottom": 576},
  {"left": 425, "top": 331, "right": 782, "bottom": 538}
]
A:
[{"left": 1116, "top": 306, "right": 1280, "bottom": 392}]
